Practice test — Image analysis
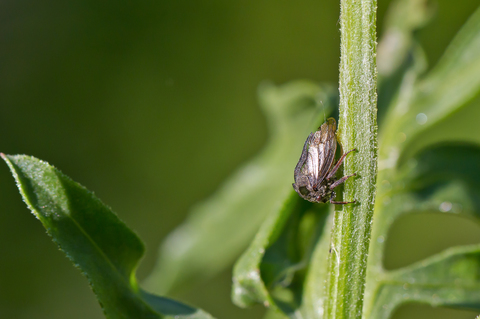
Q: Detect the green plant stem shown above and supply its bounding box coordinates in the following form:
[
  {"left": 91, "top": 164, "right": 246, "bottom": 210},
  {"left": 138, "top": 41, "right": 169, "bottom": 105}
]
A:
[{"left": 324, "top": 0, "right": 378, "bottom": 318}]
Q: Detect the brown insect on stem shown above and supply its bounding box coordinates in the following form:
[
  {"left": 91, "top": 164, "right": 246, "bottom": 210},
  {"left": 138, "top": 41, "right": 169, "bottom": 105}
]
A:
[{"left": 292, "top": 118, "right": 356, "bottom": 204}]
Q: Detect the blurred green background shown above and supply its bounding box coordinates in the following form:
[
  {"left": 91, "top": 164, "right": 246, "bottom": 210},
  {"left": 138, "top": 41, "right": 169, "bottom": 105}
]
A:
[{"left": 1, "top": 0, "right": 480, "bottom": 318}]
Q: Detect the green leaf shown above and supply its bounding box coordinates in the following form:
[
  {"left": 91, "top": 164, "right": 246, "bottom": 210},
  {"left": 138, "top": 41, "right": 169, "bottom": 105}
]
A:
[
  {"left": 398, "top": 3, "right": 480, "bottom": 154},
  {"left": 377, "top": 0, "right": 432, "bottom": 121},
  {"left": 231, "top": 189, "right": 327, "bottom": 306},
  {"left": 364, "top": 5, "right": 480, "bottom": 317},
  {"left": 377, "top": 0, "right": 433, "bottom": 79},
  {"left": 364, "top": 143, "right": 480, "bottom": 317},
  {"left": 1, "top": 154, "right": 214, "bottom": 319},
  {"left": 141, "top": 291, "right": 213, "bottom": 319},
  {"left": 369, "top": 245, "right": 480, "bottom": 318},
  {"left": 232, "top": 191, "right": 304, "bottom": 309},
  {"left": 230, "top": 3, "right": 480, "bottom": 319},
  {"left": 232, "top": 189, "right": 334, "bottom": 319},
  {"left": 144, "top": 81, "right": 336, "bottom": 295},
  {"left": 376, "top": 143, "right": 480, "bottom": 256},
  {"left": 232, "top": 2, "right": 480, "bottom": 319},
  {"left": 401, "top": 90, "right": 480, "bottom": 161},
  {"left": 296, "top": 208, "right": 334, "bottom": 319},
  {"left": 380, "top": 5, "right": 480, "bottom": 164}
]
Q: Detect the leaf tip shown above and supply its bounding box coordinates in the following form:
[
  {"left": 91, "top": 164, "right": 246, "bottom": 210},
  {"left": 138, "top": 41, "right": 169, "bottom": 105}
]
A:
[{"left": 0, "top": 153, "right": 15, "bottom": 168}]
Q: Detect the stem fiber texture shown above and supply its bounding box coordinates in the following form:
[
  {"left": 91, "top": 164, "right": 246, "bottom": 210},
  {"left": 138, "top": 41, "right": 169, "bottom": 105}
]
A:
[{"left": 324, "top": 0, "right": 378, "bottom": 318}]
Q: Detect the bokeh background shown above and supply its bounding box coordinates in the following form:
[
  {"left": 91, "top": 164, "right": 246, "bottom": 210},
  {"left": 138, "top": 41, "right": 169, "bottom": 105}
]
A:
[{"left": 1, "top": 0, "right": 480, "bottom": 318}]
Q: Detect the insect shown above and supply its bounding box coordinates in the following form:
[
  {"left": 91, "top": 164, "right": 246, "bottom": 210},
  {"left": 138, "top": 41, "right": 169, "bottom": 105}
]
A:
[{"left": 292, "top": 117, "right": 356, "bottom": 204}]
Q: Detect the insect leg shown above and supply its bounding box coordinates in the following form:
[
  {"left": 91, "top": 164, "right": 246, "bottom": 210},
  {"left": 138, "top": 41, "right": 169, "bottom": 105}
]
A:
[
  {"left": 329, "top": 173, "right": 356, "bottom": 190},
  {"left": 328, "top": 191, "right": 356, "bottom": 205},
  {"left": 330, "top": 199, "right": 356, "bottom": 205},
  {"left": 326, "top": 148, "right": 357, "bottom": 180}
]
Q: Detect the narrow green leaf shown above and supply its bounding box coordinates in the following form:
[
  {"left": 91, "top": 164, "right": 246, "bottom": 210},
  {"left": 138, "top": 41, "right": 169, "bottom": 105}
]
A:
[
  {"left": 232, "top": 188, "right": 330, "bottom": 311},
  {"left": 377, "top": 0, "right": 432, "bottom": 79},
  {"left": 377, "top": 0, "right": 432, "bottom": 121},
  {"left": 145, "top": 81, "right": 336, "bottom": 295},
  {"left": 141, "top": 291, "right": 214, "bottom": 319},
  {"left": 232, "top": 191, "right": 305, "bottom": 309},
  {"left": 404, "top": 94, "right": 480, "bottom": 155},
  {"left": 297, "top": 209, "right": 334, "bottom": 319},
  {"left": 2, "top": 154, "right": 214, "bottom": 319},
  {"left": 380, "top": 5, "right": 480, "bottom": 164},
  {"left": 232, "top": 189, "right": 333, "bottom": 319}
]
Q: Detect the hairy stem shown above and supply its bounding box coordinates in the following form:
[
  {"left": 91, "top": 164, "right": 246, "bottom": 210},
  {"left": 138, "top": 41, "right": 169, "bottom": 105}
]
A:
[{"left": 324, "top": 0, "right": 378, "bottom": 318}]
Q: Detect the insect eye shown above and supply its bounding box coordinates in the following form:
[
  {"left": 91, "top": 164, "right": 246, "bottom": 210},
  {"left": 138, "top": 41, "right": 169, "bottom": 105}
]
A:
[{"left": 299, "top": 186, "right": 309, "bottom": 196}]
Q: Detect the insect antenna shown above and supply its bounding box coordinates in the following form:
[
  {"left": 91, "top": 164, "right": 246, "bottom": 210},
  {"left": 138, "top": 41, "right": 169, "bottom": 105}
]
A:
[{"left": 320, "top": 100, "right": 326, "bottom": 124}]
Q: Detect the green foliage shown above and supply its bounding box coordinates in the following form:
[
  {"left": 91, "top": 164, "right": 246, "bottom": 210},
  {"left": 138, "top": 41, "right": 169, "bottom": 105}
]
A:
[
  {"left": 144, "top": 81, "right": 337, "bottom": 295},
  {"left": 3, "top": 0, "right": 480, "bottom": 318},
  {"left": 232, "top": 1, "right": 480, "bottom": 318},
  {"left": 1, "top": 154, "right": 214, "bottom": 319},
  {"left": 364, "top": 2, "right": 480, "bottom": 317}
]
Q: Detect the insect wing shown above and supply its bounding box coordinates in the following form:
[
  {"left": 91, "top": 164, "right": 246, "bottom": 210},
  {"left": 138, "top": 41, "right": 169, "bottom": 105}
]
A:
[
  {"left": 313, "top": 118, "right": 337, "bottom": 185},
  {"left": 294, "top": 132, "right": 314, "bottom": 180}
]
